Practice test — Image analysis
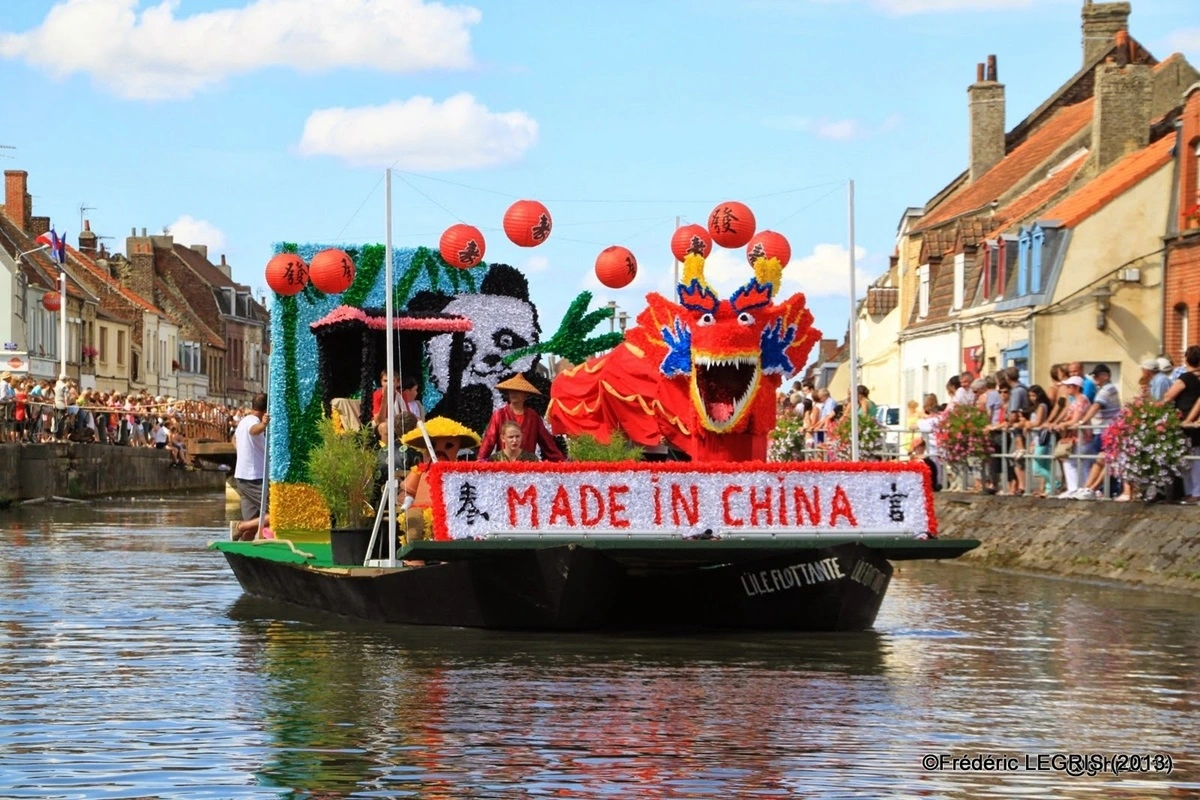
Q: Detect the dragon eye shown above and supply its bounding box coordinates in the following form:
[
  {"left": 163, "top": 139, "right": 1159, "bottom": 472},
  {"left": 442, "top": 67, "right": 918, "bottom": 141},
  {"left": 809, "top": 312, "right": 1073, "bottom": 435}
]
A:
[
  {"left": 697, "top": 313, "right": 715, "bottom": 326},
  {"left": 737, "top": 311, "right": 754, "bottom": 326}
]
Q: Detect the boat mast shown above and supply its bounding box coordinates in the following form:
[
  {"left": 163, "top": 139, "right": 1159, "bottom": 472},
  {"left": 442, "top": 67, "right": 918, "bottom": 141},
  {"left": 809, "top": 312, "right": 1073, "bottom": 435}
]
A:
[
  {"left": 848, "top": 179, "right": 859, "bottom": 462},
  {"left": 384, "top": 169, "right": 398, "bottom": 564}
]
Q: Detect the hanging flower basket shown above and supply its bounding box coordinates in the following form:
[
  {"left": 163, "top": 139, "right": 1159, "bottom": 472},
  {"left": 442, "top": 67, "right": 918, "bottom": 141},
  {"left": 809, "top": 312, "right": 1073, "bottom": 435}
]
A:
[
  {"left": 1102, "top": 396, "right": 1189, "bottom": 495},
  {"left": 768, "top": 410, "right": 808, "bottom": 462},
  {"left": 935, "top": 403, "right": 993, "bottom": 469},
  {"left": 826, "top": 410, "right": 887, "bottom": 461}
]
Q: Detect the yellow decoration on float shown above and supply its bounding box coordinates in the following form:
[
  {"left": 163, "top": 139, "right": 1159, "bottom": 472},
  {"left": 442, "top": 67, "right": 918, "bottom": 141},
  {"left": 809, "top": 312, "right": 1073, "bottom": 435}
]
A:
[
  {"left": 680, "top": 253, "right": 710, "bottom": 293},
  {"left": 753, "top": 256, "right": 783, "bottom": 292},
  {"left": 269, "top": 481, "right": 330, "bottom": 531}
]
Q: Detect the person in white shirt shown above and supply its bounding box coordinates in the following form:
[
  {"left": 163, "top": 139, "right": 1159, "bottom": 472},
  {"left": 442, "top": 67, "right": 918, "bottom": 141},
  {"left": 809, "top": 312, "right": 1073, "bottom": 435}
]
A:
[{"left": 232, "top": 393, "right": 269, "bottom": 541}]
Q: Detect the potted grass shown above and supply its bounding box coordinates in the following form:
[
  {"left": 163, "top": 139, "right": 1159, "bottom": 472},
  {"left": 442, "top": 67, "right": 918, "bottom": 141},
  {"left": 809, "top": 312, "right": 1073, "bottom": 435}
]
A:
[{"left": 308, "top": 416, "right": 381, "bottom": 565}]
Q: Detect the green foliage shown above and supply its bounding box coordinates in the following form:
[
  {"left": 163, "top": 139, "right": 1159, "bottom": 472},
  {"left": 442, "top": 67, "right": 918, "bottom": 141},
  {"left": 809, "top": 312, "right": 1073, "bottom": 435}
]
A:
[
  {"left": 280, "top": 294, "right": 324, "bottom": 483},
  {"left": 504, "top": 291, "right": 625, "bottom": 366},
  {"left": 393, "top": 246, "right": 484, "bottom": 309},
  {"left": 566, "top": 430, "right": 644, "bottom": 462},
  {"left": 307, "top": 417, "right": 379, "bottom": 529}
]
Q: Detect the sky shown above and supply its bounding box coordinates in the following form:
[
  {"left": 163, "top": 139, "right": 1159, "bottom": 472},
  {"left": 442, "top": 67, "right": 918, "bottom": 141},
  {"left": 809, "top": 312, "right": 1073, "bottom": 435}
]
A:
[{"left": 1, "top": 0, "right": 1197, "bottom": 374}]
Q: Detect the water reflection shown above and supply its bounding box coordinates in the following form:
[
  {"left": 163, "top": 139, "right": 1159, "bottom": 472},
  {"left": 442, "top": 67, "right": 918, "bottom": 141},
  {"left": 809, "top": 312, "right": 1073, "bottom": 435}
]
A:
[{"left": 0, "top": 495, "right": 1197, "bottom": 798}]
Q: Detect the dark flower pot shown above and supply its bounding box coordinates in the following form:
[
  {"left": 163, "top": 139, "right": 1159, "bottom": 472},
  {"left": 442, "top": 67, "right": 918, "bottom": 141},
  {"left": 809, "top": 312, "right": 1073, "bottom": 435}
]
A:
[{"left": 329, "top": 527, "right": 385, "bottom": 566}]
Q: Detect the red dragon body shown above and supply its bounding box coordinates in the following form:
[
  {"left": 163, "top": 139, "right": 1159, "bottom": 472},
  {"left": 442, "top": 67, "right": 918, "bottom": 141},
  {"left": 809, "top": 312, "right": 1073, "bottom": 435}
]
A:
[{"left": 548, "top": 255, "right": 821, "bottom": 462}]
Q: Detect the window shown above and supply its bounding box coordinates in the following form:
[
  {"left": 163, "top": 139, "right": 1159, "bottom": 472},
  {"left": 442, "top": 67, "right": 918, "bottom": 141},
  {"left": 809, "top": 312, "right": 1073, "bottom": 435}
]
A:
[
  {"left": 1018, "top": 227, "right": 1031, "bottom": 295},
  {"left": 994, "top": 239, "right": 1008, "bottom": 300},
  {"left": 117, "top": 330, "right": 126, "bottom": 366},
  {"left": 1178, "top": 303, "right": 1190, "bottom": 361},
  {"left": 99, "top": 326, "right": 108, "bottom": 363},
  {"left": 980, "top": 245, "right": 993, "bottom": 301},
  {"left": 1030, "top": 226, "right": 1045, "bottom": 292},
  {"left": 952, "top": 253, "right": 965, "bottom": 311},
  {"left": 918, "top": 265, "right": 930, "bottom": 318}
]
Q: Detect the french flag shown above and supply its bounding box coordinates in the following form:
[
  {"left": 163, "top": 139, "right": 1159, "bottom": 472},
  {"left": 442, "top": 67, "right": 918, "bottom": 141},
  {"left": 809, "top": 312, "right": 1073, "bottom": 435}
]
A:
[{"left": 36, "top": 227, "right": 66, "bottom": 265}]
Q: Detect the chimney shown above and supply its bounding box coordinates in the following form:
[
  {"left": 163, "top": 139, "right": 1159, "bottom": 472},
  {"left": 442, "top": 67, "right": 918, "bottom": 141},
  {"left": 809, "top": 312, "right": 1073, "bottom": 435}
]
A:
[
  {"left": 1082, "top": 1, "right": 1131, "bottom": 67},
  {"left": 3, "top": 170, "right": 31, "bottom": 231},
  {"left": 1091, "top": 53, "right": 1152, "bottom": 173},
  {"left": 189, "top": 243, "right": 208, "bottom": 260},
  {"left": 124, "top": 227, "right": 156, "bottom": 302},
  {"left": 968, "top": 55, "right": 1006, "bottom": 182},
  {"left": 218, "top": 253, "right": 232, "bottom": 279},
  {"left": 79, "top": 220, "right": 98, "bottom": 256}
]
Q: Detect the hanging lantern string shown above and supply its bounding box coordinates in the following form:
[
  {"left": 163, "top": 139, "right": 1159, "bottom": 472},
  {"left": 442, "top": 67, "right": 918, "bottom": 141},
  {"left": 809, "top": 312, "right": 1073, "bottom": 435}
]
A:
[
  {"left": 772, "top": 182, "right": 847, "bottom": 229},
  {"left": 393, "top": 170, "right": 846, "bottom": 205}
]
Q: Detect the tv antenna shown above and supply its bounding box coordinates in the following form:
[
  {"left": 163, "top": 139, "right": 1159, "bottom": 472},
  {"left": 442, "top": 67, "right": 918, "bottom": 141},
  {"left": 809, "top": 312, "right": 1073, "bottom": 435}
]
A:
[
  {"left": 0, "top": 145, "right": 14, "bottom": 160},
  {"left": 79, "top": 201, "right": 96, "bottom": 232}
]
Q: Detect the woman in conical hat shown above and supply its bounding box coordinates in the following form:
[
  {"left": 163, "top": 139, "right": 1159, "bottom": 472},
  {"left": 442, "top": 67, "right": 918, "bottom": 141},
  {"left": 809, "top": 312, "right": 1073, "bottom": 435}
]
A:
[
  {"left": 400, "top": 416, "right": 481, "bottom": 542},
  {"left": 477, "top": 373, "right": 564, "bottom": 462}
]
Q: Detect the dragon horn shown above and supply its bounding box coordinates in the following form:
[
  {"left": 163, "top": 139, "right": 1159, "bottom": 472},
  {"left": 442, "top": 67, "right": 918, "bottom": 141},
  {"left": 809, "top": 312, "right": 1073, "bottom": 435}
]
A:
[
  {"left": 680, "top": 253, "right": 712, "bottom": 295},
  {"left": 753, "top": 256, "right": 783, "bottom": 291}
]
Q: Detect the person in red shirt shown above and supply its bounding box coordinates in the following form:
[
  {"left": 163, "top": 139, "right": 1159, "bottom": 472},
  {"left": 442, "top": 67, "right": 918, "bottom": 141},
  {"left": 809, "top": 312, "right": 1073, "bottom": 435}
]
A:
[{"left": 477, "top": 374, "right": 565, "bottom": 462}]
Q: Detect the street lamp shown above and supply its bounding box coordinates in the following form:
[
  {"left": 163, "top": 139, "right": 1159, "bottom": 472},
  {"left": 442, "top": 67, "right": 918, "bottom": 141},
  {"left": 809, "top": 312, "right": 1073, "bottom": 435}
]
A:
[
  {"left": 618, "top": 311, "right": 628, "bottom": 333},
  {"left": 606, "top": 300, "right": 618, "bottom": 333}
]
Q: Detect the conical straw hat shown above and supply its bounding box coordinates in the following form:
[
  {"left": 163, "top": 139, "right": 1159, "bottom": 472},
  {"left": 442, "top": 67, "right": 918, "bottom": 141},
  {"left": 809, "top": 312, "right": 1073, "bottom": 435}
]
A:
[
  {"left": 400, "top": 416, "right": 481, "bottom": 451},
  {"left": 495, "top": 373, "right": 541, "bottom": 395}
]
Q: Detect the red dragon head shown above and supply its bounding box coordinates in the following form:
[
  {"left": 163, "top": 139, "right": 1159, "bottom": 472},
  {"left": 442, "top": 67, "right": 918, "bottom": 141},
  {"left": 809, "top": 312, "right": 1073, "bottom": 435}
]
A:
[{"left": 627, "top": 255, "right": 821, "bottom": 434}]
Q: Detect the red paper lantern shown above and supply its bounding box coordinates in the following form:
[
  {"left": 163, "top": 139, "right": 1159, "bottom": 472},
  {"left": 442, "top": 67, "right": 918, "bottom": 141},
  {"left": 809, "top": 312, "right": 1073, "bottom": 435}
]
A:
[
  {"left": 745, "top": 230, "right": 792, "bottom": 268},
  {"left": 503, "top": 199, "right": 552, "bottom": 247},
  {"left": 42, "top": 291, "right": 61, "bottom": 312},
  {"left": 707, "top": 201, "right": 756, "bottom": 249},
  {"left": 265, "top": 253, "right": 309, "bottom": 297},
  {"left": 595, "top": 246, "right": 638, "bottom": 289},
  {"left": 670, "top": 224, "right": 713, "bottom": 262},
  {"left": 309, "top": 248, "right": 355, "bottom": 295},
  {"left": 439, "top": 224, "right": 486, "bottom": 269}
]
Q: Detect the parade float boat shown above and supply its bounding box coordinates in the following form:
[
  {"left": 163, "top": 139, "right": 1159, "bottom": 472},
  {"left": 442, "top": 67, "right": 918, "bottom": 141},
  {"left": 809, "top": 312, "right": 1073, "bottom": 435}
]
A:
[
  {"left": 210, "top": 173, "right": 977, "bottom": 631},
  {"left": 212, "top": 460, "right": 976, "bottom": 631}
]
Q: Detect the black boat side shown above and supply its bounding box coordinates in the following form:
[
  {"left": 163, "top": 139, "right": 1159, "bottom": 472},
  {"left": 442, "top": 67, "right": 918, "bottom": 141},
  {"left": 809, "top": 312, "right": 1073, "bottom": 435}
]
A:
[{"left": 214, "top": 537, "right": 979, "bottom": 631}]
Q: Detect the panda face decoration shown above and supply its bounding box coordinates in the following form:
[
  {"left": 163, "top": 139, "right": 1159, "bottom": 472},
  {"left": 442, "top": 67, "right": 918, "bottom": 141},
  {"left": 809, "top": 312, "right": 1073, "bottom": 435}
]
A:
[{"left": 426, "top": 293, "right": 540, "bottom": 406}]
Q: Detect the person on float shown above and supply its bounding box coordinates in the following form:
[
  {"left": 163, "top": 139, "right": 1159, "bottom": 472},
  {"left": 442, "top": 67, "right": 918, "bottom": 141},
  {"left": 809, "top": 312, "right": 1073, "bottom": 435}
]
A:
[
  {"left": 399, "top": 417, "right": 481, "bottom": 544},
  {"left": 477, "top": 374, "right": 564, "bottom": 462},
  {"left": 488, "top": 421, "right": 538, "bottom": 463}
]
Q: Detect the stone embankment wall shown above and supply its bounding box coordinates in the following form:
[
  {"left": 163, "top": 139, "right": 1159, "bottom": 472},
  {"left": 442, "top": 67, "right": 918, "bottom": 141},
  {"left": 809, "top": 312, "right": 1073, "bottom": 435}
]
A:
[
  {"left": 0, "top": 443, "right": 226, "bottom": 502},
  {"left": 936, "top": 493, "right": 1200, "bottom": 594}
]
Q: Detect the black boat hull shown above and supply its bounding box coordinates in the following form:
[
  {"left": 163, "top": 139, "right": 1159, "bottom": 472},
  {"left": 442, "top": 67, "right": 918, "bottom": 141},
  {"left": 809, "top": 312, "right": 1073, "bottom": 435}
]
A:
[{"left": 222, "top": 542, "right": 893, "bottom": 631}]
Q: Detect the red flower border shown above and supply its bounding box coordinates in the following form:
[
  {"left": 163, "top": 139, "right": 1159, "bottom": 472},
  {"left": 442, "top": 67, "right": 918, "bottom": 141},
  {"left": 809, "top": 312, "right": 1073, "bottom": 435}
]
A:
[{"left": 427, "top": 460, "right": 937, "bottom": 541}]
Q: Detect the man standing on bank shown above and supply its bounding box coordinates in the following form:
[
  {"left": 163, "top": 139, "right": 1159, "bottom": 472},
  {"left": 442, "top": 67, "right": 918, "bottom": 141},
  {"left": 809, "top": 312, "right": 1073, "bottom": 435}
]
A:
[{"left": 232, "top": 393, "right": 269, "bottom": 541}]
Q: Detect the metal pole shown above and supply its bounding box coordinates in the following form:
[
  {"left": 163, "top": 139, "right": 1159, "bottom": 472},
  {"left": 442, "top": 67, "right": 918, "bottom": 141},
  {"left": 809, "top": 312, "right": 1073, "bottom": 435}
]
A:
[
  {"left": 848, "top": 180, "right": 859, "bottom": 462},
  {"left": 59, "top": 269, "right": 67, "bottom": 380},
  {"left": 384, "top": 169, "right": 398, "bottom": 565}
]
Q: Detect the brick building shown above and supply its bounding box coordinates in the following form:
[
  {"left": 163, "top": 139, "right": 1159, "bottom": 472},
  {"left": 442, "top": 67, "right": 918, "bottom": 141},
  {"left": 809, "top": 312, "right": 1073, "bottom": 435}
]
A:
[{"left": 1164, "top": 84, "right": 1200, "bottom": 362}]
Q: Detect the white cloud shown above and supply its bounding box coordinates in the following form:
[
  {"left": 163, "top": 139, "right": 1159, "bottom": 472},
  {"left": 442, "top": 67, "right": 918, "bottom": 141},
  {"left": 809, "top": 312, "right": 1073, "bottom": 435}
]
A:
[
  {"left": 767, "top": 114, "right": 901, "bottom": 141},
  {"left": 522, "top": 255, "right": 550, "bottom": 274},
  {"left": 297, "top": 93, "right": 538, "bottom": 170},
  {"left": 1165, "top": 28, "right": 1200, "bottom": 58},
  {"left": 0, "top": 0, "right": 480, "bottom": 100},
  {"left": 166, "top": 214, "right": 226, "bottom": 250}
]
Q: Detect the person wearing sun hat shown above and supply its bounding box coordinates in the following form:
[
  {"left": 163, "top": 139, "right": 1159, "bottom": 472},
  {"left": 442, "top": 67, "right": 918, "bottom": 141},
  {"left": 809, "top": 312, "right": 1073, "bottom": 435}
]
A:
[
  {"left": 477, "top": 373, "right": 565, "bottom": 462},
  {"left": 399, "top": 416, "right": 481, "bottom": 543}
]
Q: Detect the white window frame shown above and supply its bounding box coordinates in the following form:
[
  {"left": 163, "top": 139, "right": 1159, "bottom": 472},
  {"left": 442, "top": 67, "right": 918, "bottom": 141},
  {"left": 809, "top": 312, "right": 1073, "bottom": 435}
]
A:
[
  {"left": 918, "top": 265, "right": 930, "bottom": 319},
  {"left": 952, "top": 253, "right": 965, "bottom": 311}
]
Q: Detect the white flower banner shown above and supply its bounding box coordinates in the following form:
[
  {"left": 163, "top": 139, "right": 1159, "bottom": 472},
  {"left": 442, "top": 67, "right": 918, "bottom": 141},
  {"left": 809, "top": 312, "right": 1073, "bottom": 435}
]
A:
[{"left": 429, "top": 462, "right": 936, "bottom": 540}]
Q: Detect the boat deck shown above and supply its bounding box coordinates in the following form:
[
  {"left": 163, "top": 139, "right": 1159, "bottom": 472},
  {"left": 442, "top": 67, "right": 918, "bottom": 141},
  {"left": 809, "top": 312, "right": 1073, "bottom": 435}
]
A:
[{"left": 210, "top": 535, "right": 979, "bottom": 570}]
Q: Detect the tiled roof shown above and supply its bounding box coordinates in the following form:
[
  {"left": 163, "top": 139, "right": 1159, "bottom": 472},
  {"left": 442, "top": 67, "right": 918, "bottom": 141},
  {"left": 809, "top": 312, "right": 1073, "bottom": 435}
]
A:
[
  {"left": 920, "top": 228, "right": 955, "bottom": 261},
  {"left": 66, "top": 244, "right": 166, "bottom": 317},
  {"left": 917, "top": 101, "right": 1094, "bottom": 230},
  {"left": 0, "top": 213, "right": 93, "bottom": 300},
  {"left": 154, "top": 273, "right": 226, "bottom": 349},
  {"left": 1039, "top": 134, "right": 1175, "bottom": 228},
  {"left": 985, "top": 152, "right": 1087, "bottom": 238},
  {"left": 172, "top": 244, "right": 238, "bottom": 289}
]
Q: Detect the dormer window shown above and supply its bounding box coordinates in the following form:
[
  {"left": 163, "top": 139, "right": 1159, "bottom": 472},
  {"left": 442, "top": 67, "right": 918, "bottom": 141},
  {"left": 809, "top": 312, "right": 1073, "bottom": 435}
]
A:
[{"left": 1017, "top": 225, "right": 1045, "bottom": 296}]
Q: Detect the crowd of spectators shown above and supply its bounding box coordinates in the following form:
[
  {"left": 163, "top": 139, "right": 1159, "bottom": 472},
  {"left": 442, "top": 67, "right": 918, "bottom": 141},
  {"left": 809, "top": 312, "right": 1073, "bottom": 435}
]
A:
[
  {"left": 777, "top": 353, "right": 1200, "bottom": 504},
  {"left": 0, "top": 371, "right": 245, "bottom": 468}
]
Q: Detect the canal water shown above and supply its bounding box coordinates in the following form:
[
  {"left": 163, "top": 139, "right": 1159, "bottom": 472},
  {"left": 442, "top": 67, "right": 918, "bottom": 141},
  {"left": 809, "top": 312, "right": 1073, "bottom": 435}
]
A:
[{"left": 1, "top": 494, "right": 1197, "bottom": 799}]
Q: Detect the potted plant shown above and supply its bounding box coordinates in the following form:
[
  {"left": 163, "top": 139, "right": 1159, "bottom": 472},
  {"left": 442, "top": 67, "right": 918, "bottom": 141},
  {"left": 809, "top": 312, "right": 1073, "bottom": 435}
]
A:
[
  {"left": 307, "top": 416, "right": 381, "bottom": 565},
  {"left": 565, "top": 430, "right": 644, "bottom": 462}
]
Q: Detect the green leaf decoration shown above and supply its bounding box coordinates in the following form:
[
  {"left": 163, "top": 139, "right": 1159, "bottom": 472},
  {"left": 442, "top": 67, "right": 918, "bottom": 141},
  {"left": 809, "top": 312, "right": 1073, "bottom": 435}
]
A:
[
  {"left": 280, "top": 242, "right": 299, "bottom": 254},
  {"left": 503, "top": 291, "right": 624, "bottom": 366},
  {"left": 342, "top": 244, "right": 383, "bottom": 308},
  {"left": 393, "top": 247, "right": 428, "bottom": 309}
]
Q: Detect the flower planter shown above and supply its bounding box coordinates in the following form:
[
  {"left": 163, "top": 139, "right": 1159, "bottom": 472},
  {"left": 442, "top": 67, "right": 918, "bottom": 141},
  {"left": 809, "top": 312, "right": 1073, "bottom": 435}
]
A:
[{"left": 329, "top": 526, "right": 386, "bottom": 566}]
